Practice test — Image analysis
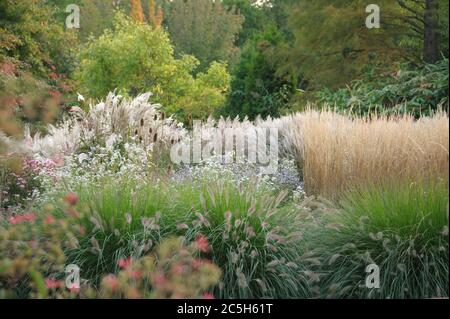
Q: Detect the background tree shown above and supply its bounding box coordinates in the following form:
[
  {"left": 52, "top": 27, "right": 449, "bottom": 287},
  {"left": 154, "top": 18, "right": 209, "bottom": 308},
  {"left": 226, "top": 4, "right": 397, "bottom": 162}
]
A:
[
  {"left": 222, "top": 0, "right": 266, "bottom": 47},
  {"left": 130, "top": 0, "right": 145, "bottom": 22},
  {"left": 166, "top": 0, "right": 244, "bottom": 71},
  {"left": 221, "top": 26, "right": 295, "bottom": 119},
  {"left": 148, "top": 0, "right": 164, "bottom": 27},
  {"left": 46, "top": 0, "right": 127, "bottom": 41},
  {"left": 0, "top": 0, "right": 77, "bottom": 137},
  {"left": 77, "top": 13, "right": 230, "bottom": 121},
  {"left": 278, "top": 0, "right": 449, "bottom": 89},
  {"left": 395, "top": 0, "right": 447, "bottom": 63},
  {"left": 0, "top": 0, "right": 77, "bottom": 78},
  {"left": 278, "top": 1, "right": 405, "bottom": 89}
]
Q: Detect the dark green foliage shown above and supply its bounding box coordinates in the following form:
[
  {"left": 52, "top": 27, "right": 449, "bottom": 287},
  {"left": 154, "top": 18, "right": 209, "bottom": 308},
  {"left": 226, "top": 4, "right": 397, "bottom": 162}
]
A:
[
  {"left": 166, "top": 0, "right": 244, "bottom": 71},
  {"left": 222, "top": 0, "right": 266, "bottom": 47},
  {"left": 222, "top": 26, "right": 296, "bottom": 120},
  {"left": 316, "top": 59, "right": 449, "bottom": 117},
  {"left": 278, "top": 0, "right": 449, "bottom": 89}
]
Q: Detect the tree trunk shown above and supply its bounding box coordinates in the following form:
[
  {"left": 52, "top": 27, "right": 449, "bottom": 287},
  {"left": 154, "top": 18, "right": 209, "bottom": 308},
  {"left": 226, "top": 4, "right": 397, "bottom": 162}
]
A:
[{"left": 423, "top": 0, "right": 440, "bottom": 63}]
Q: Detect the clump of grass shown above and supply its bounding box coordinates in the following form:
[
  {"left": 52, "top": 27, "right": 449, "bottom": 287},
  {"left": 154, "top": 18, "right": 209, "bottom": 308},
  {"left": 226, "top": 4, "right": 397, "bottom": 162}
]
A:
[
  {"left": 307, "top": 180, "right": 449, "bottom": 298},
  {"left": 284, "top": 110, "right": 449, "bottom": 198},
  {"left": 65, "top": 178, "right": 314, "bottom": 298}
]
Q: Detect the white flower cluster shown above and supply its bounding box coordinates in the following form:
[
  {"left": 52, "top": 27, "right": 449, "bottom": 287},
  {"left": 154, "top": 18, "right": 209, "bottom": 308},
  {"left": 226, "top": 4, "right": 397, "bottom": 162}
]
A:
[
  {"left": 35, "top": 136, "right": 154, "bottom": 203},
  {"left": 172, "top": 154, "right": 303, "bottom": 195}
]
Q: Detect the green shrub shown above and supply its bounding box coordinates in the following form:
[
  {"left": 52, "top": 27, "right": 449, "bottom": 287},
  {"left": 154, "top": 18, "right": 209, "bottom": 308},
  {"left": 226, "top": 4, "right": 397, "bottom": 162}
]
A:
[
  {"left": 316, "top": 59, "right": 449, "bottom": 118},
  {"left": 98, "top": 237, "right": 221, "bottom": 299},
  {"left": 0, "top": 203, "right": 84, "bottom": 298},
  {"left": 0, "top": 204, "right": 220, "bottom": 299},
  {"left": 308, "top": 181, "right": 449, "bottom": 298}
]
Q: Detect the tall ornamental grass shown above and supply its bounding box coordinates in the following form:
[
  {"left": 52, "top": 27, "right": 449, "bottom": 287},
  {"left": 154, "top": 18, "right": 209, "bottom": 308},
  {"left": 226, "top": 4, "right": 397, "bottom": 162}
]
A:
[{"left": 284, "top": 110, "right": 449, "bottom": 198}]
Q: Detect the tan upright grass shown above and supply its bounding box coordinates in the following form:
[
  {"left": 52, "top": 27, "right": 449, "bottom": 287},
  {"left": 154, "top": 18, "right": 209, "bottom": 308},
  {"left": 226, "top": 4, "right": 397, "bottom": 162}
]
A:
[{"left": 284, "top": 110, "right": 449, "bottom": 198}]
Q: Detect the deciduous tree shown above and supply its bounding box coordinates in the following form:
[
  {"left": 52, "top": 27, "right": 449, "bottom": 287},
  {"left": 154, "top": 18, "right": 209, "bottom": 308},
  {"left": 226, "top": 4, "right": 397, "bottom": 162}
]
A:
[{"left": 166, "top": 0, "right": 244, "bottom": 71}]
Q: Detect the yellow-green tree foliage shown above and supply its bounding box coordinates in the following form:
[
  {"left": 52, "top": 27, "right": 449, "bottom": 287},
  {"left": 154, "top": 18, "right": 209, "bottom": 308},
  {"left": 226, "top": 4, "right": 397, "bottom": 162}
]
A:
[{"left": 77, "top": 13, "right": 230, "bottom": 121}]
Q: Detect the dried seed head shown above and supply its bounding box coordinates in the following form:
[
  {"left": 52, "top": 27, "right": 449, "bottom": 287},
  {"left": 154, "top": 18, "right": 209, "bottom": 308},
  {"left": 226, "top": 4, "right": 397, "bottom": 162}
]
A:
[
  {"left": 304, "top": 270, "right": 320, "bottom": 283},
  {"left": 230, "top": 252, "right": 239, "bottom": 264},
  {"left": 140, "top": 118, "right": 144, "bottom": 127},
  {"left": 255, "top": 279, "right": 267, "bottom": 292},
  {"left": 90, "top": 236, "right": 100, "bottom": 253},
  {"left": 153, "top": 133, "right": 158, "bottom": 143},
  {"left": 328, "top": 254, "right": 341, "bottom": 265},
  {"left": 237, "top": 272, "right": 248, "bottom": 288},
  {"left": 141, "top": 217, "right": 153, "bottom": 229},
  {"left": 267, "top": 259, "right": 281, "bottom": 268},
  {"left": 224, "top": 211, "right": 232, "bottom": 222},
  {"left": 90, "top": 217, "right": 102, "bottom": 232},
  {"left": 286, "top": 262, "right": 298, "bottom": 268},
  {"left": 125, "top": 213, "right": 132, "bottom": 225},
  {"left": 176, "top": 223, "right": 189, "bottom": 230},
  {"left": 245, "top": 226, "right": 256, "bottom": 238}
]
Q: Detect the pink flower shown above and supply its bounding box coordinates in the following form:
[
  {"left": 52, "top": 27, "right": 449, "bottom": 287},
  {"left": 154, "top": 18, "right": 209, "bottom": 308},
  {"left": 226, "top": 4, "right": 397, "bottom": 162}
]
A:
[
  {"left": 9, "top": 215, "right": 23, "bottom": 225},
  {"left": 64, "top": 192, "right": 79, "bottom": 206},
  {"left": 30, "top": 240, "right": 39, "bottom": 250},
  {"left": 0, "top": 62, "right": 15, "bottom": 75},
  {"left": 128, "top": 269, "right": 142, "bottom": 280},
  {"left": 23, "top": 212, "right": 36, "bottom": 222},
  {"left": 52, "top": 155, "right": 65, "bottom": 167},
  {"left": 191, "top": 258, "right": 204, "bottom": 270},
  {"left": 69, "top": 287, "right": 80, "bottom": 294},
  {"left": 66, "top": 208, "right": 80, "bottom": 218},
  {"left": 202, "top": 293, "right": 215, "bottom": 299},
  {"left": 49, "top": 90, "right": 61, "bottom": 98},
  {"left": 118, "top": 257, "right": 133, "bottom": 270},
  {"left": 195, "top": 235, "right": 210, "bottom": 253},
  {"left": 153, "top": 273, "right": 167, "bottom": 287},
  {"left": 8, "top": 212, "right": 36, "bottom": 225},
  {"left": 103, "top": 275, "right": 119, "bottom": 291},
  {"left": 49, "top": 72, "right": 59, "bottom": 81},
  {"left": 172, "top": 263, "right": 185, "bottom": 275},
  {"left": 45, "top": 278, "right": 63, "bottom": 289},
  {"left": 44, "top": 215, "right": 55, "bottom": 225}
]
